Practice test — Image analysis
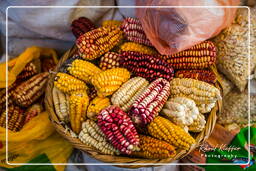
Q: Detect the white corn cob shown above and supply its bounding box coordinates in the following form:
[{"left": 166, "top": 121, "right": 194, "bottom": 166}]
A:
[{"left": 111, "top": 77, "right": 149, "bottom": 111}]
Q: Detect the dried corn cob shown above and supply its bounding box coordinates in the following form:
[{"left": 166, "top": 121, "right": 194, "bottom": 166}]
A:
[
  {"left": 76, "top": 26, "right": 123, "bottom": 60},
  {"left": 129, "top": 78, "right": 170, "bottom": 125},
  {"left": 64, "top": 59, "right": 102, "bottom": 82},
  {"left": 13, "top": 72, "right": 49, "bottom": 107},
  {"left": 121, "top": 17, "right": 153, "bottom": 46},
  {"left": 119, "top": 42, "right": 157, "bottom": 55},
  {"left": 170, "top": 78, "right": 221, "bottom": 113},
  {"left": 160, "top": 41, "right": 216, "bottom": 69},
  {"left": 131, "top": 135, "right": 176, "bottom": 159},
  {"left": 99, "top": 52, "right": 120, "bottom": 70},
  {"left": 175, "top": 70, "right": 217, "bottom": 84},
  {"left": 71, "top": 17, "right": 96, "bottom": 38},
  {"left": 79, "top": 120, "right": 119, "bottom": 155},
  {"left": 54, "top": 72, "right": 87, "bottom": 94},
  {"left": 161, "top": 97, "right": 199, "bottom": 127},
  {"left": 91, "top": 68, "right": 130, "bottom": 97},
  {"left": 16, "top": 61, "right": 40, "bottom": 81},
  {"left": 97, "top": 106, "right": 140, "bottom": 154},
  {"left": 24, "top": 103, "right": 43, "bottom": 124},
  {"left": 188, "top": 113, "right": 206, "bottom": 132},
  {"left": 102, "top": 20, "right": 122, "bottom": 28},
  {"left": 88, "top": 86, "right": 97, "bottom": 100},
  {"left": 69, "top": 91, "right": 89, "bottom": 134},
  {"left": 111, "top": 77, "right": 149, "bottom": 111},
  {"left": 147, "top": 116, "right": 195, "bottom": 150},
  {"left": 120, "top": 51, "right": 174, "bottom": 82},
  {"left": 87, "top": 97, "right": 110, "bottom": 120},
  {"left": 41, "top": 57, "right": 56, "bottom": 72},
  {"left": 53, "top": 86, "right": 69, "bottom": 122}
]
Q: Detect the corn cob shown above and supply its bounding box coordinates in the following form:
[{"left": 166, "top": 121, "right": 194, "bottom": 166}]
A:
[
  {"left": 87, "top": 96, "right": 110, "bottom": 120},
  {"left": 119, "top": 42, "right": 157, "bottom": 55},
  {"left": 79, "top": 120, "right": 119, "bottom": 155},
  {"left": 121, "top": 17, "right": 153, "bottom": 46},
  {"left": 99, "top": 52, "right": 120, "bottom": 70},
  {"left": 76, "top": 26, "right": 123, "bottom": 60},
  {"left": 91, "top": 68, "right": 130, "bottom": 97},
  {"left": 69, "top": 91, "right": 89, "bottom": 134},
  {"left": 147, "top": 116, "right": 196, "bottom": 150},
  {"left": 129, "top": 78, "right": 170, "bottom": 125},
  {"left": 71, "top": 17, "right": 96, "bottom": 38},
  {"left": 102, "top": 20, "right": 122, "bottom": 28},
  {"left": 161, "top": 97, "right": 199, "bottom": 127},
  {"left": 16, "top": 61, "right": 40, "bottom": 81},
  {"left": 12, "top": 72, "right": 49, "bottom": 107},
  {"left": 41, "top": 57, "right": 56, "bottom": 72},
  {"left": 54, "top": 72, "right": 87, "bottom": 94},
  {"left": 131, "top": 135, "right": 176, "bottom": 159},
  {"left": 175, "top": 70, "right": 217, "bottom": 84},
  {"left": 160, "top": 41, "right": 216, "bottom": 69},
  {"left": 64, "top": 59, "right": 102, "bottom": 83},
  {"left": 111, "top": 77, "right": 149, "bottom": 112},
  {"left": 52, "top": 86, "right": 69, "bottom": 122},
  {"left": 0, "top": 104, "right": 25, "bottom": 132},
  {"left": 120, "top": 51, "right": 174, "bottom": 82},
  {"left": 170, "top": 78, "right": 221, "bottom": 113},
  {"left": 97, "top": 106, "right": 140, "bottom": 154},
  {"left": 188, "top": 113, "right": 206, "bottom": 132},
  {"left": 88, "top": 86, "right": 97, "bottom": 100},
  {"left": 24, "top": 103, "right": 43, "bottom": 124}
]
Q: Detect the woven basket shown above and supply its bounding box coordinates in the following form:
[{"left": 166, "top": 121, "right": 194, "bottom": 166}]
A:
[{"left": 45, "top": 46, "right": 223, "bottom": 168}]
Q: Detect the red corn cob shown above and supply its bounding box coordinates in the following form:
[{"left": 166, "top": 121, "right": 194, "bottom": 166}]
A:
[
  {"left": 129, "top": 78, "right": 170, "bottom": 125},
  {"left": 120, "top": 51, "right": 174, "bottom": 82},
  {"left": 71, "top": 17, "right": 96, "bottom": 38},
  {"left": 175, "top": 69, "right": 217, "bottom": 84},
  {"left": 97, "top": 106, "right": 140, "bottom": 154},
  {"left": 121, "top": 17, "right": 153, "bottom": 47}
]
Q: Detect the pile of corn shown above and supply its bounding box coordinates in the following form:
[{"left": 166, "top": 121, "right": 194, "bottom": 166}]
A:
[{"left": 52, "top": 17, "right": 222, "bottom": 159}]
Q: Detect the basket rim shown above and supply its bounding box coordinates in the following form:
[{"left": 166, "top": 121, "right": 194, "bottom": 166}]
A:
[{"left": 44, "top": 46, "right": 222, "bottom": 168}]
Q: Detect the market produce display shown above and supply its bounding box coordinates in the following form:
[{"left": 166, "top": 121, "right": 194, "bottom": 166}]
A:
[{"left": 45, "top": 16, "right": 223, "bottom": 163}]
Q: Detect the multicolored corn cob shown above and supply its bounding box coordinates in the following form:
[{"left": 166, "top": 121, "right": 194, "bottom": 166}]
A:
[
  {"left": 188, "top": 113, "right": 206, "bottom": 132},
  {"left": 12, "top": 72, "right": 49, "bottom": 107},
  {"left": 175, "top": 70, "right": 217, "bottom": 84},
  {"left": 99, "top": 52, "right": 120, "bottom": 70},
  {"left": 71, "top": 17, "right": 96, "bottom": 38},
  {"left": 16, "top": 61, "right": 40, "bottom": 81},
  {"left": 53, "top": 86, "right": 69, "bottom": 122},
  {"left": 121, "top": 17, "right": 152, "bottom": 46},
  {"left": 97, "top": 106, "right": 140, "bottom": 154},
  {"left": 120, "top": 51, "right": 174, "bottom": 82},
  {"left": 54, "top": 73, "right": 88, "bottom": 94},
  {"left": 24, "top": 103, "right": 43, "bottom": 124},
  {"left": 69, "top": 91, "right": 89, "bottom": 134},
  {"left": 160, "top": 41, "right": 217, "bottom": 69},
  {"left": 79, "top": 120, "right": 120, "bottom": 155},
  {"left": 129, "top": 78, "right": 170, "bottom": 125},
  {"left": 119, "top": 42, "right": 157, "bottom": 55},
  {"left": 111, "top": 77, "right": 149, "bottom": 112},
  {"left": 102, "top": 20, "right": 122, "bottom": 28},
  {"left": 87, "top": 85, "right": 97, "bottom": 100},
  {"left": 76, "top": 26, "right": 123, "bottom": 60},
  {"left": 131, "top": 135, "right": 176, "bottom": 159},
  {"left": 91, "top": 68, "right": 130, "bottom": 97},
  {"left": 147, "top": 116, "right": 196, "bottom": 150},
  {"left": 87, "top": 96, "right": 110, "bottom": 120}
]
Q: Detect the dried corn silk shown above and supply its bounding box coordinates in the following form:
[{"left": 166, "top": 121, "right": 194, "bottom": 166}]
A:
[{"left": 213, "top": 8, "right": 256, "bottom": 92}]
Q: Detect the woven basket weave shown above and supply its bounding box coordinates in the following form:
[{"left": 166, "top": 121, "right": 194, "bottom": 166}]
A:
[{"left": 44, "top": 46, "right": 223, "bottom": 168}]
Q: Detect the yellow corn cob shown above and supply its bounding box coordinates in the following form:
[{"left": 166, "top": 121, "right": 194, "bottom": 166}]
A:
[
  {"left": 111, "top": 77, "right": 149, "bottom": 111},
  {"left": 79, "top": 120, "right": 120, "bottom": 155},
  {"left": 131, "top": 135, "right": 176, "bottom": 159},
  {"left": 66, "top": 59, "right": 102, "bottom": 82},
  {"left": 170, "top": 78, "right": 221, "bottom": 113},
  {"left": 54, "top": 73, "right": 88, "bottom": 94},
  {"left": 119, "top": 42, "right": 157, "bottom": 55},
  {"left": 188, "top": 113, "right": 206, "bottom": 132},
  {"left": 99, "top": 52, "right": 120, "bottom": 71},
  {"left": 53, "top": 86, "right": 69, "bottom": 122},
  {"left": 147, "top": 116, "right": 195, "bottom": 150},
  {"left": 102, "top": 20, "right": 122, "bottom": 27},
  {"left": 87, "top": 96, "right": 110, "bottom": 120},
  {"left": 69, "top": 91, "right": 89, "bottom": 134},
  {"left": 91, "top": 68, "right": 130, "bottom": 97}
]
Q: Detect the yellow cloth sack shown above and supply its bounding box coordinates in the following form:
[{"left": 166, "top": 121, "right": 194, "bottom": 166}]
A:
[{"left": 0, "top": 46, "right": 73, "bottom": 171}]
